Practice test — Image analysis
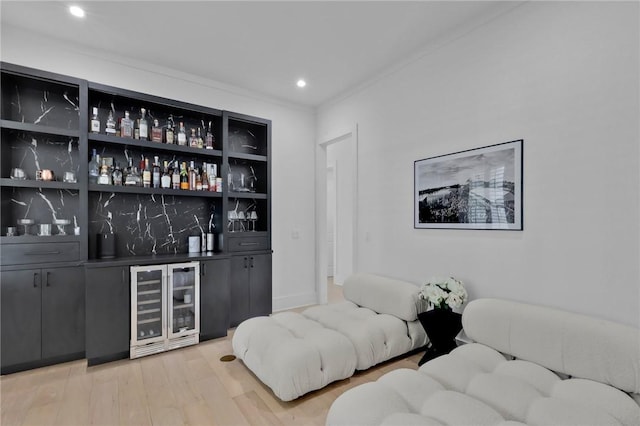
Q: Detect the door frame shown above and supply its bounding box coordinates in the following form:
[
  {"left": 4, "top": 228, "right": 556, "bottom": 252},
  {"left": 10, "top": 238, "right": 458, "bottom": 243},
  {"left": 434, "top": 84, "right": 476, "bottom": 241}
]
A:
[{"left": 315, "top": 125, "right": 358, "bottom": 304}]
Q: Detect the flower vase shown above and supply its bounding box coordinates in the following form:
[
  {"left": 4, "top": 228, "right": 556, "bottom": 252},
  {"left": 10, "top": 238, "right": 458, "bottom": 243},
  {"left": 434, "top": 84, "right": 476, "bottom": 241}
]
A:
[{"left": 417, "top": 308, "right": 462, "bottom": 366}]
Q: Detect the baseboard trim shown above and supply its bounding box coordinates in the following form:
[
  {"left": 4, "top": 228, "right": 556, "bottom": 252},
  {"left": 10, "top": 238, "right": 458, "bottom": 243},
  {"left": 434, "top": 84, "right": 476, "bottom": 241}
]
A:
[{"left": 272, "top": 291, "right": 318, "bottom": 312}]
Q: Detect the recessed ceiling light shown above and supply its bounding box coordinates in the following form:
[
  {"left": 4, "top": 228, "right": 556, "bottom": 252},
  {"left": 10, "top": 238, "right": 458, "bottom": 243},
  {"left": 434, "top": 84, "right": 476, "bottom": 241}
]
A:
[
  {"left": 296, "top": 79, "right": 307, "bottom": 88},
  {"left": 69, "top": 5, "right": 85, "bottom": 18}
]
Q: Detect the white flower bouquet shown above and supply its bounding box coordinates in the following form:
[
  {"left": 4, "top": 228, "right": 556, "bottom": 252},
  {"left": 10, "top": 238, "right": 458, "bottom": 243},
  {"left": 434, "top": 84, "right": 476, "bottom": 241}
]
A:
[{"left": 419, "top": 277, "right": 467, "bottom": 310}]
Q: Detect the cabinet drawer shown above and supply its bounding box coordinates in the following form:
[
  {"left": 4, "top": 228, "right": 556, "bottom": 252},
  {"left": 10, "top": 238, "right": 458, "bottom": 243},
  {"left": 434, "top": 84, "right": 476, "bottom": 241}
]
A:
[
  {"left": 227, "top": 236, "right": 269, "bottom": 252},
  {"left": 2, "top": 242, "right": 80, "bottom": 265}
]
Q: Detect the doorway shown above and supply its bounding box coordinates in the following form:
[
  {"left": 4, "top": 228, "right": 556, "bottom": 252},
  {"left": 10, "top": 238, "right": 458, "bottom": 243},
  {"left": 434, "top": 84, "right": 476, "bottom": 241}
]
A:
[{"left": 316, "top": 126, "right": 358, "bottom": 304}]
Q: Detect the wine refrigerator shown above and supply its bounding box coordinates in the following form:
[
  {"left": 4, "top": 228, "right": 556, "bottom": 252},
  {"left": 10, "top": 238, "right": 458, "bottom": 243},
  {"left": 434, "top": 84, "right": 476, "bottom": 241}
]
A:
[{"left": 130, "top": 262, "right": 200, "bottom": 359}]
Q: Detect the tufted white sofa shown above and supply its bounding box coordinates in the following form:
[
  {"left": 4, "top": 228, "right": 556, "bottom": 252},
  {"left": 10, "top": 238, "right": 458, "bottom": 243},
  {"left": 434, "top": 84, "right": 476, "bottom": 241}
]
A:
[
  {"left": 326, "top": 298, "right": 640, "bottom": 426},
  {"left": 232, "top": 273, "right": 428, "bottom": 401}
]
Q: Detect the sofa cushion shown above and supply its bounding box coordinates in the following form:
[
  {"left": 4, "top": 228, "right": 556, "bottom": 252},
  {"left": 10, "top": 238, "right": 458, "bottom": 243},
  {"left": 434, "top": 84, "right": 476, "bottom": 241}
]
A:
[
  {"left": 303, "top": 301, "right": 426, "bottom": 370},
  {"left": 343, "top": 273, "right": 425, "bottom": 322},
  {"left": 462, "top": 298, "right": 640, "bottom": 394},
  {"left": 326, "top": 342, "right": 640, "bottom": 426}
]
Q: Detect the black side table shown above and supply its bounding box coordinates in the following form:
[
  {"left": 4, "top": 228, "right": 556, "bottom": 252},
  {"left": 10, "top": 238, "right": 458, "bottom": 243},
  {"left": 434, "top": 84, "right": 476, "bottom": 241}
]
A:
[{"left": 417, "top": 309, "right": 463, "bottom": 366}]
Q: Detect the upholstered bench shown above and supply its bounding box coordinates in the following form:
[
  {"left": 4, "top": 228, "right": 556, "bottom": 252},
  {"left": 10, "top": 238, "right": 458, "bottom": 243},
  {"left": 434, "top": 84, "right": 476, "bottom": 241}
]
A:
[
  {"left": 232, "top": 273, "right": 428, "bottom": 401},
  {"left": 327, "top": 298, "right": 640, "bottom": 426}
]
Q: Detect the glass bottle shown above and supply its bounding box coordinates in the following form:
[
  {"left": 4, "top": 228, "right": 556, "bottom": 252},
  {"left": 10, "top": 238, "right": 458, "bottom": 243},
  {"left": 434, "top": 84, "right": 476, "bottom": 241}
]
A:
[
  {"left": 179, "top": 162, "right": 189, "bottom": 190},
  {"left": 172, "top": 160, "right": 181, "bottom": 189},
  {"left": 189, "top": 128, "right": 198, "bottom": 148},
  {"left": 112, "top": 162, "right": 123, "bottom": 186},
  {"left": 205, "top": 121, "right": 214, "bottom": 149},
  {"left": 201, "top": 163, "right": 209, "bottom": 191},
  {"left": 197, "top": 128, "right": 204, "bottom": 149},
  {"left": 151, "top": 119, "right": 162, "bottom": 142},
  {"left": 165, "top": 116, "right": 175, "bottom": 144},
  {"left": 97, "top": 161, "right": 111, "bottom": 185},
  {"left": 177, "top": 122, "right": 187, "bottom": 146},
  {"left": 90, "top": 107, "right": 100, "bottom": 133},
  {"left": 195, "top": 168, "right": 203, "bottom": 191},
  {"left": 152, "top": 156, "right": 161, "bottom": 188},
  {"left": 139, "top": 108, "right": 149, "bottom": 140},
  {"left": 105, "top": 111, "right": 116, "bottom": 136},
  {"left": 88, "top": 149, "right": 100, "bottom": 184},
  {"left": 161, "top": 160, "right": 171, "bottom": 189},
  {"left": 120, "top": 111, "right": 134, "bottom": 138},
  {"left": 142, "top": 157, "right": 151, "bottom": 188},
  {"left": 189, "top": 160, "right": 197, "bottom": 190}
]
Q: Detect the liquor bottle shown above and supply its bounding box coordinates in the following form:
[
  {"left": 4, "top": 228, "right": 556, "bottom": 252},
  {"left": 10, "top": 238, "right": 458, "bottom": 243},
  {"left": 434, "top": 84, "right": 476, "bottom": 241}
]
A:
[
  {"left": 142, "top": 158, "right": 151, "bottom": 188},
  {"left": 177, "top": 122, "right": 187, "bottom": 146},
  {"left": 161, "top": 160, "right": 171, "bottom": 189},
  {"left": 205, "top": 121, "right": 214, "bottom": 149},
  {"left": 90, "top": 107, "right": 100, "bottom": 133},
  {"left": 189, "top": 161, "right": 197, "bottom": 190},
  {"left": 165, "top": 116, "right": 175, "bottom": 144},
  {"left": 151, "top": 119, "right": 162, "bottom": 142},
  {"left": 88, "top": 149, "right": 100, "bottom": 184},
  {"left": 201, "top": 164, "right": 209, "bottom": 191},
  {"left": 121, "top": 111, "right": 134, "bottom": 138},
  {"left": 197, "top": 128, "right": 204, "bottom": 149},
  {"left": 125, "top": 160, "right": 141, "bottom": 187},
  {"left": 180, "top": 162, "right": 189, "bottom": 190},
  {"left": 172, "top": 160, "right": 181, "bottom": 189},
  {"left": 105, "top": 111, "right": 116, "bottom": 136},
  {"left": 152, "top": 156, "right": 161, "bottom": 188},
  {"left": 97, "top": 161, "right": 111, "bottom": 185},
  {"left": 112, "top": 162, "right": 123, "bottom": 186},
  {"left": 195, "top": 168, "right": 203, "bottom": 191},
  {"left": 139, "top": 108, "right": 149, "bottom": 140},
  {"left": 189, "top": 128, "right": 198, "bottom": 148}
]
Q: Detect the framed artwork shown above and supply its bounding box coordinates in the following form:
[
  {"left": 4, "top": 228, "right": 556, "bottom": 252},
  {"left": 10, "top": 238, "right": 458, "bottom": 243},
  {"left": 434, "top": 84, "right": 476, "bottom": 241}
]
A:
[{"left": 414, "top": 139, "right": 523, "bottom": 230}]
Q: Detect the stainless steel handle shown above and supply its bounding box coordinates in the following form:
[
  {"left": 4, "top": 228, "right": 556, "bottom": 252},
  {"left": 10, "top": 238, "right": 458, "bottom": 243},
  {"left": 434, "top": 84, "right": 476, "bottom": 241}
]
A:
[
  {"left": 46, "top": 271, "right": 51, "bottom": 286},
  {"left": 202, "top": 263, "right": 206, "bottom": 276},
  {"left": 25, "top": 251, "right": 61, "bottom": 255},
  {"left": 33, "top": 272, "right": 38, "bottom": 288},
  {"left": 239, "top": 242, "right": 259, "bottom": 247}
]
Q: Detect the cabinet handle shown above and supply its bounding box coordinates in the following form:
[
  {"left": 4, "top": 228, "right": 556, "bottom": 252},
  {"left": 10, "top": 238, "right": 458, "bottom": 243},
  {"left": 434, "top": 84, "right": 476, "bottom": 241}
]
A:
[
  {"left": 244, "top": 257, "right": 248, "bottom": 268},
  {"left": 202, "top": 264, "right": 206, "bottom": 276},
  {"left": 25, "top": 250, "right": 61, "bottom": 256},
  {"left": 121, "top": 268, "right": 125, "bottom": 284},
  {"left": 33, "top": 272, "right": 38, "bottom": 288},
  {"left": 239, "top": 242, "right": 259, "bottom": 247},
  {"left": 46, "top": 271, "right": 51, "bottom": 286},
  {"left": 250, "top": 257, "right": 254, "bottom": 268}
]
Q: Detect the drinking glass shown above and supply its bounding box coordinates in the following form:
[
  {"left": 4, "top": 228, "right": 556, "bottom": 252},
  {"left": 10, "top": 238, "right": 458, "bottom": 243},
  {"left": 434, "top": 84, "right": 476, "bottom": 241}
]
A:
[
  {"left": 237, "top": 211, "right": 246, "bottom": 232},
  {"left": 249, "top": 211, "right": 258, "bottom": 231},
  {"left": 228, "top": 210, "right": 238, "bottom": 232}
]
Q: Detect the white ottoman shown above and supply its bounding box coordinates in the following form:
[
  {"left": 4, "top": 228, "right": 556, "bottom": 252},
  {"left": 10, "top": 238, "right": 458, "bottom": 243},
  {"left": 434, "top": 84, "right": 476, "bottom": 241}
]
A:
[{"left": 232, "top": 311, "right": 357, "bottom": 401}]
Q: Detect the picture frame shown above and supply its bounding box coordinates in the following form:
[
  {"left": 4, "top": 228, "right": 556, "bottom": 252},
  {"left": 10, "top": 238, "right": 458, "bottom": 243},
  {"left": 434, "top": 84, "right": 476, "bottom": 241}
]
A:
[{"left": 414, "top": 139, "right": 523, "bottom": 230}]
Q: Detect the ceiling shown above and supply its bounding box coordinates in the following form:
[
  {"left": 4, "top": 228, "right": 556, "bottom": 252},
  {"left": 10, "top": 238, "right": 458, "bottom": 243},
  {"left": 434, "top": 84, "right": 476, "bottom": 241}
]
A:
[{"left": 1, "top": 1, "right": 519, "bottom": 108}]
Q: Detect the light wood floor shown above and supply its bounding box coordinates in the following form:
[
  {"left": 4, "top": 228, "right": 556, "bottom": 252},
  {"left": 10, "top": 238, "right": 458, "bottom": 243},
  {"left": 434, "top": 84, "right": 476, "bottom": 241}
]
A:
[{"left": 0, "top": 279, "right": 422, "bottom": 426}]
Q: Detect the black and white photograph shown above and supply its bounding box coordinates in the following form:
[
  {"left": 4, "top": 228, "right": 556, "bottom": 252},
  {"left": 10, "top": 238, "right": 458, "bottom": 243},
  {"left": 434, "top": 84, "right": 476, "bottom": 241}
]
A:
[{"left": 414, "top": 140, "right": 523, "bottom": 230}]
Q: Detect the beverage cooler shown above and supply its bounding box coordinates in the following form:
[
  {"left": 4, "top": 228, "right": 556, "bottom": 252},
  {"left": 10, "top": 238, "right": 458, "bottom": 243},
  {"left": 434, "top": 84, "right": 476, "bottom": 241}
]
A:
[{"left": 130, "top": 262, "right": 200, "bottom": 359}]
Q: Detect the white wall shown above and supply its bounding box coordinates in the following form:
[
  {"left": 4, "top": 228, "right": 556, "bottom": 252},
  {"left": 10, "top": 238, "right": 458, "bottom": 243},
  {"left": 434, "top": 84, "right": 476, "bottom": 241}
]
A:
[
  {"left": 317, "top": 2, "right": 639, "bottom": 326},
  {"left": 1, "top": 25, "right": 318, "bottom": 311}
]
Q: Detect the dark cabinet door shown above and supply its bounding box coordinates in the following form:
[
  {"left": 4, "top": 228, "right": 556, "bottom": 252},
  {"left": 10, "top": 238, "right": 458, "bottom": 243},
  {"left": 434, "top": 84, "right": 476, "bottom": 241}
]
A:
[
  {"left": 1, "top": 269, "right": 42, "bottom": 368},
  {"left": 229, "top": 256, "right": 250, "bottom": 328},
  {"left": 85, "top": 266, "right": 130, "bottom": 363},
  {"left": 200, "top": 259, "right": 230, "bottom": 340},
  {"left": 41, "top": 267, "right": 85, "bottom": 359},
  {"left": 249, "top": 254, "right": 272, "bottom": 318}
]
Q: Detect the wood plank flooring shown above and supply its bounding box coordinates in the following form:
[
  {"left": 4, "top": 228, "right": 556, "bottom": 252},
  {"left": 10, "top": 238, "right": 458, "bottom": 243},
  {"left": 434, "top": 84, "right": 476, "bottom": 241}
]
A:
[{"left": 0, "top": 280, "right": 423, "bottom": 426}]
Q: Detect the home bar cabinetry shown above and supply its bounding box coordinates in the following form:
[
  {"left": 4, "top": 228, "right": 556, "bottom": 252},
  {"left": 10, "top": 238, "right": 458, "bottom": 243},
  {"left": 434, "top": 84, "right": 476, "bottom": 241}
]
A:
[{"left": 0, "top": 62, "right": 272, "bottom": 371}]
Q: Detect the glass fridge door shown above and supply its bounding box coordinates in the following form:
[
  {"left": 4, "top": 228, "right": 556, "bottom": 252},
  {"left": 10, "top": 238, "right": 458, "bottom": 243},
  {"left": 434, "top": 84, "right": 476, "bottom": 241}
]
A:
[
  {"left": 131, "top": 265, "right": 167, "bottom": 346},
  {"left": 168, "top": 261, "right": 200, "bottom": 338}
]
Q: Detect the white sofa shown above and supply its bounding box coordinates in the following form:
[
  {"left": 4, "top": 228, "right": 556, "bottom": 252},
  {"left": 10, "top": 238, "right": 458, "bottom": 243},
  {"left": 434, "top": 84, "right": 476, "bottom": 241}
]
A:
[
  {"left": 327, "top": 298, "right": 640, "bottom": 426},
  {"left": 232, "top": 273, "right": 428, "bottom": 401}
]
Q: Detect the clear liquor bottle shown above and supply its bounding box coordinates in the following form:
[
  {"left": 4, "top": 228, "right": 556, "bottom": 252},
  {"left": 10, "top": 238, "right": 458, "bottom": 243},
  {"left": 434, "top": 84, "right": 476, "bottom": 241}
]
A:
[
  {"left": 177, "top": 122, "right": 187, "bottom": 146},
  {"left": 142, "top": 158, "right": 151, "bottom": 188},
  {"left": 121, "top": 111, "right": 134, "bottom": 138},
  {"left": 90, "top": 107, "right": 100, "bottom": 133},
  {"left": 105, "top": 111, "right": 117, "bottom": 136},
  {"left": 112, "top": 162, "right": 123, "bottom": 186},
  {"left": 97, "top": 162, "right": 111, "bottom": 185},
  {"left": 88, "top": 149, "right": 100, "bottom": 184},
  {"left": 205, "top": 121, "right": 214, "bottom": 149},
  {"left": 197, "top": 128, "right": 204, "bottom": 149},
  {"left": 139, "top": 108, "right": 149, "bottom": 140},
  {"left": 161, "top": 160, "right": 172, "bottom": 189},
  {"left": 152, "top": 156, "right": 161, "bottom": 188}
]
